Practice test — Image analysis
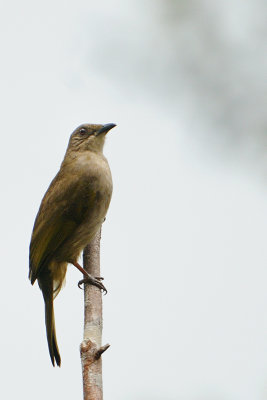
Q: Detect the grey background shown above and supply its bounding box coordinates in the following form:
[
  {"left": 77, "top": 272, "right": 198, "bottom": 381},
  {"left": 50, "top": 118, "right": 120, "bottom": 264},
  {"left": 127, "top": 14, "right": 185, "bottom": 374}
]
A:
[{"left": 1, "top": 1, "right": 266, "bottom": 399}]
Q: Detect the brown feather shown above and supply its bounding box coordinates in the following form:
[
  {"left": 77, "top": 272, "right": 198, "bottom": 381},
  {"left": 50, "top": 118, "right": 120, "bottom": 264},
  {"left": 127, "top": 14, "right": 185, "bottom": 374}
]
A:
[{"left": 29, "top": 123, "right": 114, "bottom": 365}]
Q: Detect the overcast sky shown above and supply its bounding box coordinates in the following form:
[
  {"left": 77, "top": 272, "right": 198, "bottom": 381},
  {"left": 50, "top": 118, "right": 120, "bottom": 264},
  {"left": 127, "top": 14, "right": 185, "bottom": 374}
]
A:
[{"left": 1, "top": 1, "right": 266, "bottom": 399}]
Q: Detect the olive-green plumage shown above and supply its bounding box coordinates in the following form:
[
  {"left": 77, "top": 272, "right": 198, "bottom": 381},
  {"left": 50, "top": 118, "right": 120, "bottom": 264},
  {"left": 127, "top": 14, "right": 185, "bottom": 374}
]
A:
[{"left": 29, "top": 123, "right": 115, "bottom": 366}]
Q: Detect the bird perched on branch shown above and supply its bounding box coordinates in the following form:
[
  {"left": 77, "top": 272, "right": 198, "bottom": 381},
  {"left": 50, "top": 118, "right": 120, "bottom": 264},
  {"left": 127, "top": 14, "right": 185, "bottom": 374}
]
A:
[{"left": 29, "top": 123, "right": 115, "bottom": 366}]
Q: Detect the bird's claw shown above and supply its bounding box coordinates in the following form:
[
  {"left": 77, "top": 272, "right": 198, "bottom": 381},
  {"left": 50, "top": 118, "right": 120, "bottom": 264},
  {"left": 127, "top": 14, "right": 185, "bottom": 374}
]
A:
[{"left": 78, "top": 275, "right": 107, "bottom": 294}]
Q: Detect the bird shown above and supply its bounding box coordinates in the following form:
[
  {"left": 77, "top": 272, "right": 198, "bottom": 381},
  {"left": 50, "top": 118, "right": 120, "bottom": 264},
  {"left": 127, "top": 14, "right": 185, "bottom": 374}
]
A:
[{"left": 29, "top": 122, "right": 115, "bottom": 366}]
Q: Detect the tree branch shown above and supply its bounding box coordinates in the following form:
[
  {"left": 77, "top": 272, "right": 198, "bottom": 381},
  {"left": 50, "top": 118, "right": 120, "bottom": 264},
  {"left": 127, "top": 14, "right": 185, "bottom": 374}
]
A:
[{"left": 80, "top": 228, "right": 109, "bottom": 400}]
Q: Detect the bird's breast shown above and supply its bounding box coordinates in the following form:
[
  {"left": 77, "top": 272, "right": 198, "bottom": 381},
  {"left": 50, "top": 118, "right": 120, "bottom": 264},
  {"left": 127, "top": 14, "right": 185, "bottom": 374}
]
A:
[{"left": 58, "top": 153, "right": 113, "bottom": 261}]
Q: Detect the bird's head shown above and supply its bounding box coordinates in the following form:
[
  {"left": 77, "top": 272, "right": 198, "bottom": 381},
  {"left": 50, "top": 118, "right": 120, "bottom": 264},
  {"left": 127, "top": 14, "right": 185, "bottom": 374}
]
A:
[{"left": 67, "top": 123, "right": 116, "bottom": 154}]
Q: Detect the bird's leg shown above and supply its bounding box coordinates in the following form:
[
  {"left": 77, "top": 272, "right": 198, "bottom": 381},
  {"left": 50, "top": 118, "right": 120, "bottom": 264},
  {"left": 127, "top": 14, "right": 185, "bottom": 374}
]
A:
[{"left": 72, "top": 262, "right": 107, "bottom": 294}]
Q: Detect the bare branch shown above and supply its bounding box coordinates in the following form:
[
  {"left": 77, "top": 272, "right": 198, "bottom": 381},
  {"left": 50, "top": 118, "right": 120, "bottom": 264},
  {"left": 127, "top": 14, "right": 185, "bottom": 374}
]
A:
[{"left": 80, "top": 228, "right": 109, "bottom": 400}]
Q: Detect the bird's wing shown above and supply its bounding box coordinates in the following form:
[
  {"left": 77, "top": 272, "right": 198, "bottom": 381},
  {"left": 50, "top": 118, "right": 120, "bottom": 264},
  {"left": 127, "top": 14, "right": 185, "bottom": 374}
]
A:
[{"left": 29, "top": 170, "right": 96, "bottom": 284}]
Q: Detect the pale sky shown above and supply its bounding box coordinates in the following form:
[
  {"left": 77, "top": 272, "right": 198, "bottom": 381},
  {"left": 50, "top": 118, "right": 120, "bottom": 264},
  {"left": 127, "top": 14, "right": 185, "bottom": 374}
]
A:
[{"left": 1, "top": 1, "right": 266, "bottom": 399}]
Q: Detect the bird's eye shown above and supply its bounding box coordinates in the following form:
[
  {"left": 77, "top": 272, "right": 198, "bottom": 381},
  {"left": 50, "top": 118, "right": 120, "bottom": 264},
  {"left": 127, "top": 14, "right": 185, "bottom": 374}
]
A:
[{"left": 80, "top": 128, "right": 87, "bottom": 135}]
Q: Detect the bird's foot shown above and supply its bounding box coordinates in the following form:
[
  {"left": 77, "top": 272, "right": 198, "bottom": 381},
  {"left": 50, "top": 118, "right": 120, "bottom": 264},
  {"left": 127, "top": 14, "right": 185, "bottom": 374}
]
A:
[
  {"left": 72, "top": 261, "right": 107, "bottom": 294},
  {"left": 78, "top": 273, "right": 107, "bottom": 294}
]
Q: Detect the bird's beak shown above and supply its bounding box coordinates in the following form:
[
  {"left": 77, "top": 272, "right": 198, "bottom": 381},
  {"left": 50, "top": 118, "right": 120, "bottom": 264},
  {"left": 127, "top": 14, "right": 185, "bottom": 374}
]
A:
[{"left": 96, "top": 123, "right": 116, "bottom": 136}]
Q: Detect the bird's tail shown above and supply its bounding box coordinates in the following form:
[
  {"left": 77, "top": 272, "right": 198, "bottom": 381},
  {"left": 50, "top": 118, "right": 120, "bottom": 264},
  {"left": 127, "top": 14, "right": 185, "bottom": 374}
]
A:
[{"left": 39, "top": 274, "right": 61, "bottom": 367}]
